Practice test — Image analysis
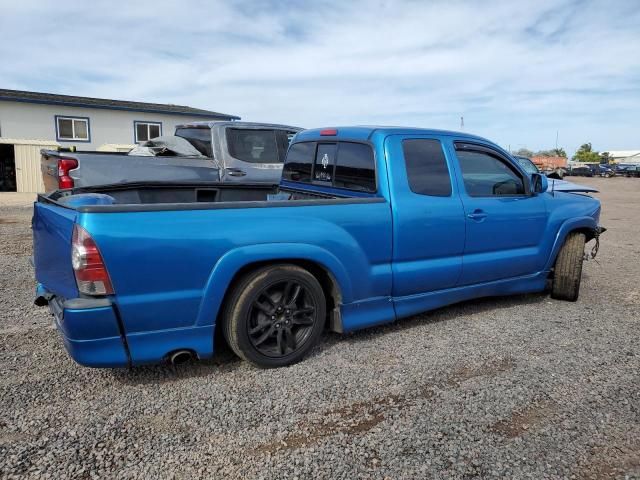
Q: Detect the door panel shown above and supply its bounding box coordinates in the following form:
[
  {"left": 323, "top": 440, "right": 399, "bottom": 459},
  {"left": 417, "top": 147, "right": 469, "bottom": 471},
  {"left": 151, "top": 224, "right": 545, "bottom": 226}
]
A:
[
  {"left": 385, "top": 135, "right": 466, "bottom": 297},
  {"left": 451, "top": 142, "right": 548, "bottom": 285},
  {"left": 223, "top": 129, "right": 294, "bottom": 183}
]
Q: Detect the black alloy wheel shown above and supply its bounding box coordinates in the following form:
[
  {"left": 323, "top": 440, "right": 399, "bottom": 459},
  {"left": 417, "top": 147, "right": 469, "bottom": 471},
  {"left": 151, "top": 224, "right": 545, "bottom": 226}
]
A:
[
  {"left": 247, "top": 279, "right": 316, "bottom": 357},
  {"left": 222, "top": 265, "right": 326, "bottom": 368}
]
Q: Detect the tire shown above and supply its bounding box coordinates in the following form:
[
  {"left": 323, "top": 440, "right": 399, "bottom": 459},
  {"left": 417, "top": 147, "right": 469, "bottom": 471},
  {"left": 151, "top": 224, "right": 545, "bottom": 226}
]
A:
[
  {"left": 551, "top": 232, "right": 586, "bottom": 302},
  {"left": 222, "top": 264, "right": 326, "bottom": 368}
]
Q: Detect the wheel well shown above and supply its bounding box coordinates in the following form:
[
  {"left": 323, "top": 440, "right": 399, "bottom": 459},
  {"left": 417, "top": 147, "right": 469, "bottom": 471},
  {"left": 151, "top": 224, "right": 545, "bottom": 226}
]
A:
[
  {"left": 213, "top": 260, "right": 344, "bottom": 346},
  {"left": 549, "top": 227, "right": 594, "bottom": 276},
  {"left": 573, "top": 227, "right": 596, "bottom": 242}
]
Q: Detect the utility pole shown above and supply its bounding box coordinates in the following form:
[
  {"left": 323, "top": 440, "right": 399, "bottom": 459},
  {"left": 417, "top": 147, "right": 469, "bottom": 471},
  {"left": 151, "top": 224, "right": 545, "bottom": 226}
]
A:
[
  {"left": 460, "top": 116, "right": 464, "bottom": 130},
  {"left": 555, "top": 130, "right": 559, "bottom": 150}
]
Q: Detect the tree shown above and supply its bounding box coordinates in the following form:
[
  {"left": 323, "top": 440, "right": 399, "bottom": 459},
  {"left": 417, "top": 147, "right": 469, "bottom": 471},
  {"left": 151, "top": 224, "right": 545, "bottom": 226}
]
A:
[
  {"left": 534, "top": 148, "right": 567, "bottom": 158},
  {"left": 513, "top": 147, "right": 534, "bottom": 157},
  {"left": 535, "top": 150, "right": 553, "bottom": 157},
  {"left": 573, "top": 143, "right": 600, "bottom": 162},
  {"left": 600, "top": 151, "right": 610, "bottom": 164}
]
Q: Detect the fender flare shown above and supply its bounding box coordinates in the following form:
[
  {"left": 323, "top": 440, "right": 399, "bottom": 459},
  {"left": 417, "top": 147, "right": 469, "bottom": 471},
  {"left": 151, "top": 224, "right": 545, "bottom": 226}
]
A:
[
  {"left": 194, "top": 243, "right": 353, "bottom": 326},
  {"left": 544, "top": 216, "right": 598, "bottom": 271}
]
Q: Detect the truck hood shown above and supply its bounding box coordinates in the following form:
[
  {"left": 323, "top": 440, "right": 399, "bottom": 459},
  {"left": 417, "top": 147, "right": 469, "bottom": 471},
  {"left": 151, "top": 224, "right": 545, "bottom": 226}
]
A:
[{"left": 547, "top": 179, "right": 598, "bottom": 193}]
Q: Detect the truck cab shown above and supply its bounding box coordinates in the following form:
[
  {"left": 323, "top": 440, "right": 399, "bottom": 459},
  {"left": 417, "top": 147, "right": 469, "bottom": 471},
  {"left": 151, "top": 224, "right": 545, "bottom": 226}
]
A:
[{"left": 175, "top": 121, "right": 300, "bottom": 183}]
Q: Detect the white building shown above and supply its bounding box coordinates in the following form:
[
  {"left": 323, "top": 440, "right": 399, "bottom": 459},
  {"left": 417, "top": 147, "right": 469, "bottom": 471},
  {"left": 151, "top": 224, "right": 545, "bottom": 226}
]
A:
[
  {"left": 605, "top": 150, "right": 640, "bottom": 164},
  {"left": 0, "top": 89, "right": 239, "bottom": 192}
]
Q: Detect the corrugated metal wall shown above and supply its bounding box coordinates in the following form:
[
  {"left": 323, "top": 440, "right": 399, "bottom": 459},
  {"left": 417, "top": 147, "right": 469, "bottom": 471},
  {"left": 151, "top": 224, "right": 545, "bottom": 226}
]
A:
[
  {"left": 0, "top": 139, "right": 59, "bottom": 192},
  {"left": 15, "top": 144, "right": 49, "bottom": 192}
]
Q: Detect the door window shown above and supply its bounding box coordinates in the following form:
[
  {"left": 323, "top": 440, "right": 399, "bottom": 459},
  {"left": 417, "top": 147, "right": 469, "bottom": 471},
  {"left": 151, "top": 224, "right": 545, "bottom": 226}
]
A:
[
  {"left": 403, "top": 139, "right": 451, "bottom": 196},
  {"left": 226, "top": 129, "right": 280, "bottom": 163},
  {"left": 456, "top": 149, "right": 525, "bottom": 196}
]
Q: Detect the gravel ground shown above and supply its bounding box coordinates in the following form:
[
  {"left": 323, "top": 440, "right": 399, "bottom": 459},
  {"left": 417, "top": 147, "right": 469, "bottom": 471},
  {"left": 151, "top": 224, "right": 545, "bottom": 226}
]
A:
[{"left": 1, "top": 178, "right": 639, "bottom": 479}]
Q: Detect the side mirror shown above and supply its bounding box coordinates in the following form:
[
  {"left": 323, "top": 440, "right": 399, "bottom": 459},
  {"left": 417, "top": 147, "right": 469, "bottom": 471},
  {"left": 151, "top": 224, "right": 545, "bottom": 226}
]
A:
[{"left": 531, "top": 173, "right": 548, "bottom": 194}]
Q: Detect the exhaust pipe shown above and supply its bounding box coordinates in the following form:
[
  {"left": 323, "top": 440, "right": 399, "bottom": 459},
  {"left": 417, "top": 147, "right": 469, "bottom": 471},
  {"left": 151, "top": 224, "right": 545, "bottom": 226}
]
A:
[{"left": 169, "top": 350, "right": 194, "bottom": 366}]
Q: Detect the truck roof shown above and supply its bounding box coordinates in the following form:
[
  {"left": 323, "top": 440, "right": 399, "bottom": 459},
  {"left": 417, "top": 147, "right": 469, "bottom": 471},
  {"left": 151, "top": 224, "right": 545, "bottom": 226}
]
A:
[
  {"left": 296, "top": 126, "right": 495, "bottom": 145},
  {"left": 176, "top": 120, "right": 303, "bottom": 131}
]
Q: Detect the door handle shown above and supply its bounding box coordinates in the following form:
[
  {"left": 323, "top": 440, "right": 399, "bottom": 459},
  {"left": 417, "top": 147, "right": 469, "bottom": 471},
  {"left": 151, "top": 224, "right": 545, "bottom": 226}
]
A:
[
  {"left": 467, "top": 209, "right": 488, "bottom": 221},
  {"left": 225, "top": 168, "right": 247, "bottom": 177}
]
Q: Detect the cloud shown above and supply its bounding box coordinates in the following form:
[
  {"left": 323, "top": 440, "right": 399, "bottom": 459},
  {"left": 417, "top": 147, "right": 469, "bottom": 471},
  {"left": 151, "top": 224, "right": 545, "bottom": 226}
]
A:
[{"left": 0, "top": 0, "right": 638, "bottom": 153}]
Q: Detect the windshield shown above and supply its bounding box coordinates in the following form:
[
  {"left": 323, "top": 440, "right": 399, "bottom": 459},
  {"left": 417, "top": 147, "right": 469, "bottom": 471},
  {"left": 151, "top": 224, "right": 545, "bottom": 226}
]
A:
[
  {"left": 175, "top": 128, "right": 212, "bottom": 157},
  {"left": 513, "top": 156, "right": 539, "bottom": 175}
]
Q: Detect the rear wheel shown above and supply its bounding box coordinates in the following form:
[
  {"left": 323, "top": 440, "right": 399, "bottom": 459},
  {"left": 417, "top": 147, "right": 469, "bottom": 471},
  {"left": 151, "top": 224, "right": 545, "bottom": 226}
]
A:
[
  {"left": 222, "top": 265, "right": 326, "bottom": 368},
  {"left": 551, "top": 232, "right": 586, "bottom": 302}
]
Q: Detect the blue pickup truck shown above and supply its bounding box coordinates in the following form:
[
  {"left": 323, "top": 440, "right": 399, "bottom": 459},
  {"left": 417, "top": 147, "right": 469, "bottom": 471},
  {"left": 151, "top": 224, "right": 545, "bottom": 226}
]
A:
[{"left": 33, "top": 126, "right": 604, "bottom": 368}]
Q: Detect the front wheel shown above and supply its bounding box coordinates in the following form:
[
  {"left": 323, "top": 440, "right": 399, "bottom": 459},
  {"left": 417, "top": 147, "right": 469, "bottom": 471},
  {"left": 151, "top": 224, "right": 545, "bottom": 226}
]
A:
[
  {"left": 222, "top": 265, "right": 326, "bottom": 368},
  {"left": 551, "top": 232, "right": 586, "bottom": 302}
]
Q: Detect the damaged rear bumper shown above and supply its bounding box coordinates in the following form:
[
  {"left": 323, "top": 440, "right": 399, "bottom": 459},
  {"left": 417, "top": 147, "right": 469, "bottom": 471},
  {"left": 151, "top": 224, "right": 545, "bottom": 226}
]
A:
[{"left": 35, "top": 284, "right": 130, "bottom": 368}]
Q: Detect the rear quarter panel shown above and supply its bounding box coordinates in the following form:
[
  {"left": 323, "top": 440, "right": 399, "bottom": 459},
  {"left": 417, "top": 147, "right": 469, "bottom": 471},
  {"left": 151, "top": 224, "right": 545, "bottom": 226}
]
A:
[
  {"left": 79, "top": 200, "right": 392, "bottom": 335},
  {"left": 32, "top": 202, "right": 79, "bottom": 299}
]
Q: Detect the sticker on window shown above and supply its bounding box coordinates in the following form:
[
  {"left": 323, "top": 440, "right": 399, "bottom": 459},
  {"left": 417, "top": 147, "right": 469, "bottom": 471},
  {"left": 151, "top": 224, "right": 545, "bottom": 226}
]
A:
[{"left": 313, "top": 144, "right": 336, "bottom": 183}]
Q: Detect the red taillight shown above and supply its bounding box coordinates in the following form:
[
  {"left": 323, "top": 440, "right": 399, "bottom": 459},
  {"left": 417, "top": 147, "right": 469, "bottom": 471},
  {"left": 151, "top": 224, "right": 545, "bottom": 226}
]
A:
[
  {"left": 58, "top": 158, "right": 78, "bottom": 189},
  {"left": 320, "top": 129, "right": 338, "bottom": 136},
  {"left": 71, "top": 225, "right": 114, "bottom": 296}
]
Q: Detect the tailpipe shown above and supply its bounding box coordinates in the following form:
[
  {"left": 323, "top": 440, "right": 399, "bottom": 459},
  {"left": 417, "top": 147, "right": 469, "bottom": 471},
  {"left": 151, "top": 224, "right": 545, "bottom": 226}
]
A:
[{"left": 168, "top": 350, "right": 195, "bottom": 366}]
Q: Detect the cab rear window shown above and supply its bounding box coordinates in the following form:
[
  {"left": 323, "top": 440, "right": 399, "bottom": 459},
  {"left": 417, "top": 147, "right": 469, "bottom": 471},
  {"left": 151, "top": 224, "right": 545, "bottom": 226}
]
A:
[{"left": 283, "top": 141, "right": 376, "bottom": 193}]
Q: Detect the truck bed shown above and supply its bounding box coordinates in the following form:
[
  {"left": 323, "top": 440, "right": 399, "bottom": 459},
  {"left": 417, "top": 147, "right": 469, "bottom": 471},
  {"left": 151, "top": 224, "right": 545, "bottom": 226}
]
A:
[
  {"left": 46, "top": 182, "right": 278, "bottom": 206},
  {"left": 32, "top": 178, "right": 389, "bottom": 367},
  {"left": 38, "top": 181, "right": 370, "bottom": 213},
  {"left": 41, "top": 150, "right": 221, "bottom": 191}
]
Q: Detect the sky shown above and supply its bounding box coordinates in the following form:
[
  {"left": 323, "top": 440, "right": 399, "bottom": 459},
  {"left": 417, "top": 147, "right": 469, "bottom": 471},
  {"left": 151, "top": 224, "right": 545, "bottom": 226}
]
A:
[{"left": 0, "top": 0, "right": 639, "bottom": 154}]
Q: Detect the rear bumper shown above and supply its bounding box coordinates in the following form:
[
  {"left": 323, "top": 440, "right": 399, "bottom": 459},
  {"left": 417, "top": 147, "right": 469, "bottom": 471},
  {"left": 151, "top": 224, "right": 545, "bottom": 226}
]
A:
[{"left": 43, "top": 290, "right": 130, "bottom": 368}]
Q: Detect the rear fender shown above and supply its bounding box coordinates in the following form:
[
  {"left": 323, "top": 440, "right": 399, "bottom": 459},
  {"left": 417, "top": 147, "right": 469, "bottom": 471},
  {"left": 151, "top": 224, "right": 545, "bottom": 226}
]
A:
[
  {"left": 32, "top": 202, "right": 79, "bottom": 299},
  {"left": 544, "top": 216, "right": 598, "bottom": 270},
  {"left": 194, "top": 243, "right": 352, "bottom": 327}
]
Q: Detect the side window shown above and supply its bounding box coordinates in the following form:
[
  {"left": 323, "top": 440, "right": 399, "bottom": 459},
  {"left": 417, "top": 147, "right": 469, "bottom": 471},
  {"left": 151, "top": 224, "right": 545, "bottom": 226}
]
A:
[
  {"left": 275, "top": 130, "right": 298, "bottom": 162},
  {"left": 402, "top": 139, "right": 451, "bottom": 196},
  {"left": 175, "top": 128, "right": 212, "bottom": 157},
  {"left": 227, "top": 129, "right": 280, "bottom": 163},
  {"left": 456, "top": 149, "right": 525, "bottom": 196},
  {"left": 282, "top": 141, "right": 315, "bottom": 182},
  {"left": 333, "top": 142, "right": 376, "bottom": 192},
  {"left": 313, "top": 143, "right": 337, "bottom": 184}
]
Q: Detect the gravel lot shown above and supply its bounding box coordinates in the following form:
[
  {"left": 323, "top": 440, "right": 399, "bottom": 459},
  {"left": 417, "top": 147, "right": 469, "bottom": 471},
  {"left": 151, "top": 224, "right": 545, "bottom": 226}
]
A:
[{"left": 1, "top": 178, "right": 639, "bottom": 479}]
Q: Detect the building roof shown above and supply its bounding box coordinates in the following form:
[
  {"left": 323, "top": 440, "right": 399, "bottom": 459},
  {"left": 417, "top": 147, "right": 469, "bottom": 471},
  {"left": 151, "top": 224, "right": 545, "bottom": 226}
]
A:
[
  {"left": 605, "top": 150, "right": 640, "bottom": 158},
  {"left": 0, "top": 88, "right": 240, "bottom": 120}
]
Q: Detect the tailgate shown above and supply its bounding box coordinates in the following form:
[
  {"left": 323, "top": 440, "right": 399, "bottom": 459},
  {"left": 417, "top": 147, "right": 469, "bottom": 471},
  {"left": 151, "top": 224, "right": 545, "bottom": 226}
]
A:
[
  {"left": 40, "top": 151, "right": 60, "bottom": 192},
  {"left": 33, "top": 200, "right": 79, "bottom": 299}
]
